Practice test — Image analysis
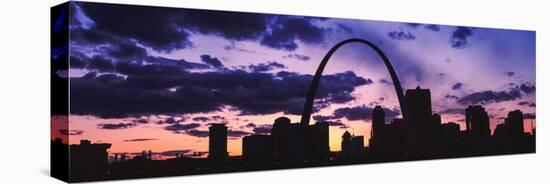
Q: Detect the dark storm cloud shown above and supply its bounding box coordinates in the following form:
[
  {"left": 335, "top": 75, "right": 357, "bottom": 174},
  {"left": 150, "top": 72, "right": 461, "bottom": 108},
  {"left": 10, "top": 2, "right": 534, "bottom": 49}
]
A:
[
  {"left": 450, "top": 27, "right": 474, "bottom": 49},
  {"left": 404, "top": 23, "right": 440, "bottom": 32},
  {"left": 228, "top": 130, "right": 252, "bottom": 137},
  {"left": 76, "top": 2, "right": 191, "bottom": 51},
  {"left": 132, "top": 118, "right": 149, "bottom": 124},
  {"left": 424, "top": 24, "right": 441, "bottom": 32},
  {"left": 283, "top": 53, "right": 311, "bottom": 61},
  {"left": 452, "top": 82, "right": 464, "bottom": 90},
  {"left": 405, "top": 23, "right": 421, "bottom": 28},
  {"left": 388, "top": 31, "right": 416, "bottom": 40},
  {"left": 252, "top": 124, "right": 273, "bottom": 134},
  {"left": 178, "top": 9, "right": 269, "bottom": 41},
  {"left": 179, "top": 9, "right": 328, "bottom": 51},
  {"left": 164, "top": 123, "right": 201, "bottom": 133},
  {"left": 504, "top": 71, "right": 515, "bottom": 77},
  {"left": 518, "top": 101, "right": 536, "bottom": 107},
  {"left": 157, "top": 117, "right": 181, "bottom": 125},
  {"left": 70, "top": 61, "right": 370, "bottom": 118},
  {"left": 332, "top": 105, "right": 400, "bottom": 121},
  {"left": 327, "top": 120, "right": 349, "bottom": 129},
  {"left": 444, "top": 94, "right": 459, "bottom": 100},
  {"left": 181, "top": 13, "right": 327, "bottom": 51},
  {"left": 260, "top": 17, "right": 327, "bottom": 51},
  {"left": 200, "top": 55, "right": 224, "bottom": 68},
  {"left": 312, "top": 115, "right": 332, "bottom": 122},
  {"left": 74, "top": 2, "right": 330, "bottom": 53},
  {"left": 98, "top": 123, "right": 136, "bottom": 130},
  {"left": 60, "top": 129, "right": 84, "bottom": 135},
  {"left": 248, "top": 61, "right": 286, "bottom": 72},
  {"left": 192, "top": 117, "right": 211, "bottom": 122},
  {"left": 185, "top": 129, "right": 210, "bottom": 138},
  {"left": 337, "top": 23, "right": 353, "bottom": 34},
  {"left": 107, "top": 41, "right": 148, "bottom": 59},
  {"left": 518, "top": 83, "right": 536, "bottom": 94},
  {"left": 332, "top": 106, "right": 370, "bottom": 121},
  {"left": 88, "top": 56, "right": 115, "bottom": 72},
  {"left": 457, "top": 89, "right": 521, "bottom": 105},
  {"left": 379, "top": 78, "right": 393, "bottom": 85},
  {"left": 440, "top": 108, "right": 464, "bottom": 115},
  {"left": 319, "top": 92, "right": 357, "bottom": 104},
  {"left": 123, "top": 138, "right": 157, "bottom": 142},
  {"left": 69, "top": 56, "right": 87, "bottom": 69},
  {"left": 523, "top": 113, "right": 536, "bottom": 119}
]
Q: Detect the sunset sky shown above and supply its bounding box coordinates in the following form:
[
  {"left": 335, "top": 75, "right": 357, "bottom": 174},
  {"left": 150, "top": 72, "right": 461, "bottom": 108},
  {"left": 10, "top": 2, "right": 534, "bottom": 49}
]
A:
[{"left": 52, "top": 2, "right": 536, "bottom": 159}]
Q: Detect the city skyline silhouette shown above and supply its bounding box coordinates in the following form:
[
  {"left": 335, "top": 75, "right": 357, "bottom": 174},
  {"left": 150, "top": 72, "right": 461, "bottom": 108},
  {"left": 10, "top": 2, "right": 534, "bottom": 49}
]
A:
[{"left": 51, "top": 1, "right": 536, "bottom": 182}]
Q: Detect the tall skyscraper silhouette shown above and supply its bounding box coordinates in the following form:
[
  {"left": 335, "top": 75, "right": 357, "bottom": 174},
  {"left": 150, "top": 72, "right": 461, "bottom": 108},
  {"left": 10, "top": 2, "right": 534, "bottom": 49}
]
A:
[
  {"left": 465, "top": 105, "right": 491, "bottom": 139},
  {"left": 271, "top": 117, "right": 291, "bottom": 161},
  {"left": 371, "top": 105, "right": 385, "bottom": 141},
  {"left": 404, "top": 86, "right": 436, "bottom": 153},
  {"left": 209, "top": 123, "right": 228, "bottom": 159},
  {"left": 307, "top": 121, "right": 330, "bottom": 160},
  {"left": 369, "top": 105, "right": 385, "bottom": 153},
  {"left": 504, "top": 110, "right": 524, "bottom": 136},
  {"left": 465, "top": 105, "right": 491, "bottom": 152}
]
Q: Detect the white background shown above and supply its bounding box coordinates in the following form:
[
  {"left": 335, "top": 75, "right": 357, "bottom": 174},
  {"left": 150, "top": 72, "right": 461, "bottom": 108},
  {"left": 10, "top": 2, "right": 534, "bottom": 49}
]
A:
[{"left": 0, "top": 0, "right": 547, "bottom": 183}]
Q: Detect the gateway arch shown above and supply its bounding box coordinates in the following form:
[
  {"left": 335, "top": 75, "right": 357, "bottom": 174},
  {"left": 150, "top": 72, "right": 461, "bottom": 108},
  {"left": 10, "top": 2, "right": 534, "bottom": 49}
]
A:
[{"left": 300, "top": 38, "right": 407, "bottom": 125}]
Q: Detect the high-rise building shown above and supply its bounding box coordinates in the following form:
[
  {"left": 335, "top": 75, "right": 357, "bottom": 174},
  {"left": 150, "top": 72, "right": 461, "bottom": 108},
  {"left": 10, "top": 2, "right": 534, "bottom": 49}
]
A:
[
  {"left": 440, "top": 122, "right": 461, "bottom": 152},
  {"left": 465, "top": 105, "right": 491, "bottom": 139},
  {"left": 369, "top": 105, "right": 386, "bottom": 153},
  {"left": 371, "top": 105, "right": 385, "bottom": 141},
  {"left": 405, "top": 86, "right": 432, "bottom": 125},
  {"left": 341, "top": 131, "right": 365, "bottom": 158},
  {"left": 341, "top": 131, "right": 352, "bottom": 154},
  {"left": 308, "top": 121, "right": 330, "bottom": 160},
  {"left": 504, "top": 110, "right": 524, "bottom": 136},
  {"left": 404, "top": 86, "right": 434, "bottom": 153},
  {"left": 271, "top": 117, "right": 291, "bottom": 161},
  {"left": 208, "top": 123, "right": 228, "bottom": 159}
]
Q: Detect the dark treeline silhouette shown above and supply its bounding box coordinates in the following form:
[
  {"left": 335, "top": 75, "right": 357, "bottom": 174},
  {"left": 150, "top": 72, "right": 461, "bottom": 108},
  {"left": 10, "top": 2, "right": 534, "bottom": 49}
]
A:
[{"left": 52, "top": 86, "right": 535, "bottom": 182}]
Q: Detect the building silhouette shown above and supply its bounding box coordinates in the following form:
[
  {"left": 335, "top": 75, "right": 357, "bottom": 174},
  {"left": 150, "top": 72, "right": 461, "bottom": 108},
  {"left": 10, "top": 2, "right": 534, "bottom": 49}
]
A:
[
  {"left": 242, "top": 134, "right": 274, "bottom": 163},
  {"left": 493, "top": 110, "right": 534, "bottom": 153},
  {"left": 208, "top": 123, "right": 228, "bottom": 159},
  {"left": 465, "top": 105, "right": 491, "bottom": 139},
  {"left": 241, "top": 116, "right": 330, "bottom": 164},
  {"left": 341, "top": 131, "right": 364, "bottom": 158},
  {"left": 505, "top": 110, "right": 524, "bottom": 136},
  {"left": 369, "top": 105, "right": 385, "bottom": 152},
  {"left": 271, "top": 117, "right": 291, "bottom": 161},
  {"left": 465, "top": 105, "right": 491, "bottom": 152},
  {"left": 440, "top": 122, "right": 461, "bottom": 153},
  {"left": 307, "top": 121, "right": 330, "bottom": 160},
  {"left": 404, "top": 86, "right": 440, "bottom": 153},
  {"left": 69, "top": 140, "right": 111, "bottom": 178}
]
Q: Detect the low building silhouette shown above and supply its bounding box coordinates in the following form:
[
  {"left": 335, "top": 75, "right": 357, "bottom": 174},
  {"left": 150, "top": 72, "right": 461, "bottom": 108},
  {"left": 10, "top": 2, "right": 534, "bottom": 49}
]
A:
[
  {"left": 242, "top": 134, "right": 273, "bottom": 163},
  {"left": 493, "top": 110, "right": 534, "bottom": 153},
  {"left": 69, "top": 140, "right": 111, "bottom": 178},
  {"left": 341, "top": 131, "right": 364, "bottom": 158}
]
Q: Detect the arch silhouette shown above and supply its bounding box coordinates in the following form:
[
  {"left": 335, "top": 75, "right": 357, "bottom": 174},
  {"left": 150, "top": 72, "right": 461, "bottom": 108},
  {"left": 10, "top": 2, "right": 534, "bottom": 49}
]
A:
[{"left": 300, "top": 38, "right": 406, "bottom": 125}]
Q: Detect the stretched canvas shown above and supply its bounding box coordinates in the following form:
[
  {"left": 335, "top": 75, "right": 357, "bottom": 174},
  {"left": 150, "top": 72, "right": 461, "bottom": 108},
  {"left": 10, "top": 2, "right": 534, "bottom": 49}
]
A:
[{"left": 51, "top": 1, "right": 536, "bottom": 182}]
